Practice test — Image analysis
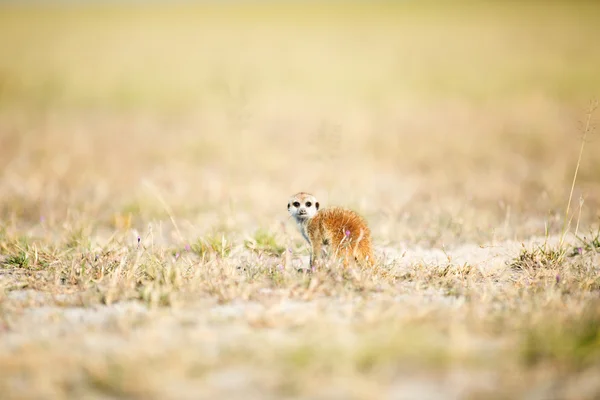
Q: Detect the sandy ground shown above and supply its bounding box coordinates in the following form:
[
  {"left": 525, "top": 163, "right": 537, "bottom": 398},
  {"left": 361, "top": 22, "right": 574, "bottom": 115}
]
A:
[{"left": 1, "top": 234, "right": 580, "bottom": 399}]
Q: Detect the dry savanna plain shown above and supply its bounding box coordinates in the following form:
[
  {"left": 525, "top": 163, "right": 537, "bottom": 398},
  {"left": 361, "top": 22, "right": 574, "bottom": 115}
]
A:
[{"left": 1, "top": 1, "right": 600, "bottom": 399}]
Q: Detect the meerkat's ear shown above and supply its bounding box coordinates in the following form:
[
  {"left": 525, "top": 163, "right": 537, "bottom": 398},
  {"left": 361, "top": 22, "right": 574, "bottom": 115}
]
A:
[
  {"left": 287, "top": 203, "right": 290, "bottom": 210},
  {"left": 315, "top": 202, "right": 320, "bottom": 210}
]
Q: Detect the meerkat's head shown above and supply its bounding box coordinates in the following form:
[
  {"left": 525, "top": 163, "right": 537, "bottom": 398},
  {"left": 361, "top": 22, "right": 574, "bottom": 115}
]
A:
[{"left": 287, "top": 192, "right": 319, "bottom": 222}]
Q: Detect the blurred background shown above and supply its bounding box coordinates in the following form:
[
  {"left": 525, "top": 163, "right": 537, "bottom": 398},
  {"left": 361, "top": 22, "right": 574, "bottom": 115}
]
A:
[{"left": 1, "top": 0, "right": 599, "bottom": 247}]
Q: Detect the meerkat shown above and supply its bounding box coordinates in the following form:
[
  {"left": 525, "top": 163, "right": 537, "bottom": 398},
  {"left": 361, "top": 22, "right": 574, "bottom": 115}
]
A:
[{"left": 287, "top": 192, "right": 375, "bottom": 268}]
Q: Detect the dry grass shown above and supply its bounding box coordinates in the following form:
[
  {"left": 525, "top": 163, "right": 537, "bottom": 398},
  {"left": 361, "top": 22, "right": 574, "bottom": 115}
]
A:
[{"left": 1, "top": 1, "right": 600, "bottom": 399}]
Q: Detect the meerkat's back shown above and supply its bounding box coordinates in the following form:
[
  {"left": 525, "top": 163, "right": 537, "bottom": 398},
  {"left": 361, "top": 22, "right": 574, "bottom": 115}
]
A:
[{"left": 308, "top": 207, "right": 374, "bottom": 267}]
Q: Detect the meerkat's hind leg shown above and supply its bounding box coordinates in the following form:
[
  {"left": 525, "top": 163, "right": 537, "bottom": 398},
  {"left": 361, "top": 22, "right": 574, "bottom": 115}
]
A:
[{"left": 310, "top": 240, "right": 323, "bottom": 269}]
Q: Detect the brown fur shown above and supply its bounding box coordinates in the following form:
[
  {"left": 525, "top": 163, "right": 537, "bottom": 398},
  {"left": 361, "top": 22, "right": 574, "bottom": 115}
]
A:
[{"left": 307, "top": 207, "right": 374, "bottom": 268}]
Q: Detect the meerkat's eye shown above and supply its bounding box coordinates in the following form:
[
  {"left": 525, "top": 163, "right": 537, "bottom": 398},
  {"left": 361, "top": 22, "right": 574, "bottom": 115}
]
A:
[
  {"left": 305, "top": 202, "right": 312, "bottom": 207},
  {"left": 293, "top": 201, "right": 300, "bottom": 207}
]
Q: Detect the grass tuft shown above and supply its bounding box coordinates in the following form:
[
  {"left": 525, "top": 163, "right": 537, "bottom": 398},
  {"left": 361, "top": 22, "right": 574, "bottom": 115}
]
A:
[
  {"left": 244, "top": 229, "right": 286, "bottom": 256},
  {"left": 5, "top": 250, "right": 29, "bottom": 269},
  {"left": 511, "top": 245, "right": 565, "bottom": 272},
  {"left": 570, "top": 225, "right": 600, "bottom": 256},
  {"left": 190, "top": 234, "right": 232, "bottom": 260}
]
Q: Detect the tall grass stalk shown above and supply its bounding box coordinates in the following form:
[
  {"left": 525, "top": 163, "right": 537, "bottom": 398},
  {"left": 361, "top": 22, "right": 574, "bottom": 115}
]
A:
[{"left": 559, "top": 99, "right": 598, "bottom": 249}]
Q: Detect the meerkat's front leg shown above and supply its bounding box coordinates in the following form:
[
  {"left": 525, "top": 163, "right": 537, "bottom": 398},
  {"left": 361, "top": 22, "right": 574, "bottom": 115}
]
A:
[{"left": 309, "top": 235, "right": 323, "bottom": 268}]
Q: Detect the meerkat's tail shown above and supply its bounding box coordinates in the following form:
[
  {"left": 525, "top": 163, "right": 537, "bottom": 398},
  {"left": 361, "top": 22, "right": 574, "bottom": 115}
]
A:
[
  {"left": 350, "top": 228, "right": 374, "bottom": 268},
  {"left": 352, "top": 228, "right": 365, "bottom": 259}
]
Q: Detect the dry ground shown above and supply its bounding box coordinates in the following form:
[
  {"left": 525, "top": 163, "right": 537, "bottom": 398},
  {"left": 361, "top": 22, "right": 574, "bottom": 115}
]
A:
[{"left": 1, "top": 1, "right": 600, "bottom": 399}]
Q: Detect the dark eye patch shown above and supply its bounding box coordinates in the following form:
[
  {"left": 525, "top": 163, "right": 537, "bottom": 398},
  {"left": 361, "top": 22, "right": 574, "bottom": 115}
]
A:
[
  {"left": 305, "top": 202, "right": 312, "bottom": 207},
  {"left": 293, "top": 201, "right": 300, "bottom": 207}
]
